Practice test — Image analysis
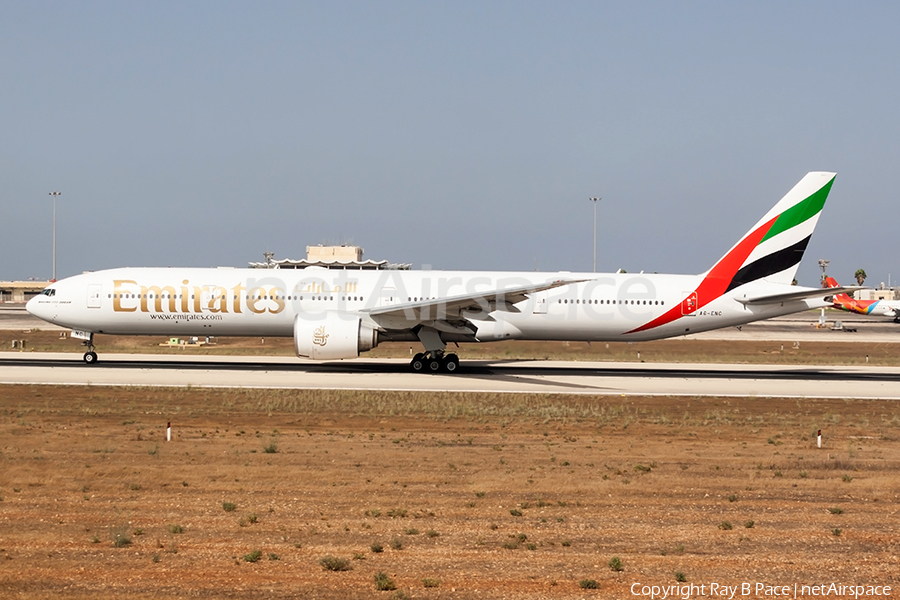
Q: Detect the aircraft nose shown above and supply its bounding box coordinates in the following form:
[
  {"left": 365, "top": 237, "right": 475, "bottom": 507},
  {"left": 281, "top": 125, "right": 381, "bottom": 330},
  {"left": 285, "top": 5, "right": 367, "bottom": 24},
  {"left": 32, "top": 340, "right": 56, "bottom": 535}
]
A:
[
  {"left": 25, "top": 294, "right": 40, "bottom": 316},
  {"left": 26, "top": 292, "right": 53, "bottom": 321}
]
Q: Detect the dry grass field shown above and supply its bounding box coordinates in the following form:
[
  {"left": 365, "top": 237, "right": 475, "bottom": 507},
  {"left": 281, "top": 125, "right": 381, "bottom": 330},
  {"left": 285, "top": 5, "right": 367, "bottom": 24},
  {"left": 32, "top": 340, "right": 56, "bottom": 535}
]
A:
[
  {"left": 4, "top": 329, "right": 900, "bottom": 366},
  {"left": 1, "top": 385, "right": 898, "bottom": 599}
]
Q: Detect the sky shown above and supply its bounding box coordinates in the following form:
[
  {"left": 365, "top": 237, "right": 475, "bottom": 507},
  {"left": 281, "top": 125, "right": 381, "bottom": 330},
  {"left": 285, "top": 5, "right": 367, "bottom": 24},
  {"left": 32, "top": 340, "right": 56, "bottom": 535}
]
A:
[{"left": 2, "top": 2, "right": 899, "bottom": 288}]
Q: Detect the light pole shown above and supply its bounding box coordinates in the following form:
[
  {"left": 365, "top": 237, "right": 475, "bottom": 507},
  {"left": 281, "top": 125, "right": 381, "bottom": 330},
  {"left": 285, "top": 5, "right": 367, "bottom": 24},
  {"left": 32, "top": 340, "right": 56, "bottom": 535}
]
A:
[
  {"left": 49, "top": 191, "right": 61, "bottom": 281},
  {"left": 589, "top": 197, "right": 601, "bottom": 272}
]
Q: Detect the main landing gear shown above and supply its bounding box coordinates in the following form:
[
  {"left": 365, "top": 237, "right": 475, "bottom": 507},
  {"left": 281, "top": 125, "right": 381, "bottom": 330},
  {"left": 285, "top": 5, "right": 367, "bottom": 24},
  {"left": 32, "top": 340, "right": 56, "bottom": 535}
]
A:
[
  {"left": 410, "top": 351, "right": 459, "bottom": 374},
  {"left": 410, "top": 326, "right": 460, "bottom": 373},
  {"left": 82, "top": 336, "right": 98, "bottom": 364}
]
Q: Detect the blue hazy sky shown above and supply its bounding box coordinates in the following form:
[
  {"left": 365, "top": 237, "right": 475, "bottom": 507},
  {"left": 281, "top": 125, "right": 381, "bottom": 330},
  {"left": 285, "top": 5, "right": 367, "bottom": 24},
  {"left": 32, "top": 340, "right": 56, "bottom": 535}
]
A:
[{"left": 3, "top": 2, "right": 899, "bottom": 287}]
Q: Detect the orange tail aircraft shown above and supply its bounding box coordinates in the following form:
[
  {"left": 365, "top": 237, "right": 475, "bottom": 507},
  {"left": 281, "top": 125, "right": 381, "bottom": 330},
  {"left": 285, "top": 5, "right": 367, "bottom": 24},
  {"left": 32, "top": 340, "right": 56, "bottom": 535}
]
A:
[{"left": 823, "top": 276, "right": 900, "bottom": 322}]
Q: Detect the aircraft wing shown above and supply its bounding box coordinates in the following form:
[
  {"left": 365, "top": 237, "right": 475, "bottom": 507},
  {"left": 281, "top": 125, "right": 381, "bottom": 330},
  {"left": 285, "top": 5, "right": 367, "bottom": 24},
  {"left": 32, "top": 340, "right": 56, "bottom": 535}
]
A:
[
  {"left": 737, "top": 286, "right": 865, "bottom": 306},
  {"left": 362, "top": 278, "right": 586, "bottom": 324}
]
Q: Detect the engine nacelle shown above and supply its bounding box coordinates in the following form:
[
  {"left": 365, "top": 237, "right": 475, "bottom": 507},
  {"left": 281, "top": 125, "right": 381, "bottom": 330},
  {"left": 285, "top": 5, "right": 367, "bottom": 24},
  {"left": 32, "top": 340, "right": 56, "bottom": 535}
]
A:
[{"left": 293, "top": 313, "right": 377, "bottom": 360}]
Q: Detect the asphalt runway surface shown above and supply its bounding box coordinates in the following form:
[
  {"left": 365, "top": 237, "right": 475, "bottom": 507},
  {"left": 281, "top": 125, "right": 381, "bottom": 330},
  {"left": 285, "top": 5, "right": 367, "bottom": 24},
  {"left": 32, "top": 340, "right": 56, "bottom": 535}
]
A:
[{"left": 1, "top": 351, "right": 899, "bottom": 399}]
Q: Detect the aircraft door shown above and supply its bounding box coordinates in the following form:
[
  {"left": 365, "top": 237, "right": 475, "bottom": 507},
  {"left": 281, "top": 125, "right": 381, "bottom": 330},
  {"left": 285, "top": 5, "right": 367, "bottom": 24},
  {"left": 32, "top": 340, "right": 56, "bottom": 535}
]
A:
[
  {"left": 87, "top": 284, "right": 102, "bottom": 309},
  {"left": 378, "top": 287, "right": 398, "bottom": 307},
  {"left": 681, "top": 291, "right": 698, "bottom": 316},
  {"left": 532, "top": 290, "right": 548, "bottom": 314}
]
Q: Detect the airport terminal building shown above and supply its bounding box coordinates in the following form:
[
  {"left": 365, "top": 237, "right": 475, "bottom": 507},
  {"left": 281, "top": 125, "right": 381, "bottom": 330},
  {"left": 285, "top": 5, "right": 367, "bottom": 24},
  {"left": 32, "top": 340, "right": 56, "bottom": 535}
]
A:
[
  {"left": 248, "top": 245, "right": 410, "bottom": 270},
  {"left": 0, "top": 281, "right": 50, "bottom": 303}
]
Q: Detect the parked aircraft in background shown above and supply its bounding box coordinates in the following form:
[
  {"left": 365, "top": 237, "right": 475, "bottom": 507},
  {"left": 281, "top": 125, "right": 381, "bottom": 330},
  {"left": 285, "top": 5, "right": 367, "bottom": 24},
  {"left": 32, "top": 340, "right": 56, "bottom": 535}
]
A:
[
  {"left": 823, "top": 276, "right": 900, "bottom": 322},
  {"left": 28, "top": 172, "right": 854, "bottom": 372}
]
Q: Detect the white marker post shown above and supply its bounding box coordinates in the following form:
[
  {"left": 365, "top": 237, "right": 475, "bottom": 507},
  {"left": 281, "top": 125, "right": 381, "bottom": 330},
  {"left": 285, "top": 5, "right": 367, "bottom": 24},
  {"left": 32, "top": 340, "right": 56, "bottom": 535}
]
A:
[
  {"left": 167, "top": 421, "right": 172, "bottom": 442},
  {"left": 817, "top": 429, "right": 822, "bottom": 449}
]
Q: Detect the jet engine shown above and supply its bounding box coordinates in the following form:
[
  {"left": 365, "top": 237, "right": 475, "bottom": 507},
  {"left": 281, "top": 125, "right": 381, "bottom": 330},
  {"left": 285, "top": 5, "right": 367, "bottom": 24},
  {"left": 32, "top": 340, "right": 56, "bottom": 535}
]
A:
[{"left": 293, "top": 313, "right": 378, "bottom": 360}]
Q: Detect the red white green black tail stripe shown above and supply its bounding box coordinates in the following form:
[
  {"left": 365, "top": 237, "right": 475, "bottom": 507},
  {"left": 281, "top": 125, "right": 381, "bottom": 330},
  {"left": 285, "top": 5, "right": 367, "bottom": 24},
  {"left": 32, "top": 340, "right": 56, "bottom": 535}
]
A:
[{"left": 629, "top": 172, "right": 836, "bottom": 334}]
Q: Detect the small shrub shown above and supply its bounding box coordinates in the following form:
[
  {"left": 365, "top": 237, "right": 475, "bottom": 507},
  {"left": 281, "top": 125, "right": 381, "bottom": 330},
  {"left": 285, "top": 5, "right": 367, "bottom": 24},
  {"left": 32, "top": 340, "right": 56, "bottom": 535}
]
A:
[
  {"left": 727, "top": 494, "right": 737, "bottom": 502},
  {"left": 744, "top": 520, "right": 755, "bottom": 529},
  {"left": 352, "top": 552, "right": 366, "bottom": 560},
  {"left": 387, "top": 508, "right": 407, "bottom": 518},
  {"left": 222, "top": 502, "right": 237, "bottom": 512},
  {"left": 168, "top": 524, "right": 184, "bottom": 534},
  {"left": 634, "top": 464, "right": 651, "bottom": 473},
  {"left": 561, "top": 539, "right": 572, "bottom": 547},
  {"left": 133, "top": 528, "right": 144, "bottom": 536},
  {"left": 501, "top": 541, "right": 519, "bottom": 550},
  {"left": 580, "top": 579, "right": 600, "bottom": 589},
  {"left": 129, "top": 483, "right": 142, "bottom": 491},
  {"left": 425, "top": 529, "right": 439, "bottom": 538},
  {"left": 525, "top": 542, "right": 537, "bottom": 550},
  {"left": 263, "top": 440, "right": 278, "bottom": 454},
  {"left": 90, "top": 534, "right": 100, "bottom": 544},
  {"left": 675, "top": 571, "right": 686, "bottom": 582},
  {"left": 832, "top": 528, "right": 842, "bottom": 536},
  {"left": 404, "top": 527, "right": 419, "bottom": 535},
  {"left": 773, "top": 471, "right": 783, "bottom": 478},
  {"left": 247, "top": 513, "right": 258, "bottom": 524},
  {"left": 799, "top": 471, "right": 808, "bottom": 478},
  {"left": 719, "top": 521, "right": 733, "bottom": 530},
  {"left": 374, "top": 571, "right": 396, "bottom": 591},
  {"left": 608, "top": 556, "right": 623, "bottom": 572},
  {"left": 842, "top": 474, "right": 853, "bottom": 482},
  {"left": 389, "top": 538, "right": 403, "bottom": 550},
  {"left": 268, "top": 552, "right": 279, "bottom": 561},
  {"left": 475, "top": 491, "right": 485, "bottom": 498},
  {"left": 422, "top": 578, "right": 440, "bottom": 588},
  {"left": 319, "top": 555, "right": 351, "bottom": 571},
  {"left": 371, "top": 543, "right": 384, "bottom": 553},
  {"left": 509, "top": 509, "right": 523, "bottom": 517},
  {"left": 152, "top": 553, "right": 160, "bottom": 563},
  {"left": 243, "top": 550, "right": 263, "bottom": 563},
  {"left": 829, "top": 507, "right": 843, "bottom": 515},
  {"left": 113, "top": 530, "right": 132, "bottom": 548},
  {"left": 366, "top": 509, "right": 382, "bottom": 517}
]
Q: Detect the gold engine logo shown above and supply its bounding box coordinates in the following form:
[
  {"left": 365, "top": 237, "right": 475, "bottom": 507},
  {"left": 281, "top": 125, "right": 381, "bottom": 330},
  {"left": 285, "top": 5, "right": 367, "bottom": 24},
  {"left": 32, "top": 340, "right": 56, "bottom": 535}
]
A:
[{"left": 312, "top": 326, "right": 329, "bottom": 347}]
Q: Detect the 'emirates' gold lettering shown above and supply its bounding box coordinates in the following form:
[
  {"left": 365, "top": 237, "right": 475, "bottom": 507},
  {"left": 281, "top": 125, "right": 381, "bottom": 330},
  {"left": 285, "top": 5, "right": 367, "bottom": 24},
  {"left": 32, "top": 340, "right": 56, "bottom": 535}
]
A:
[
  {"left": 109, "top": 278, "right": 359, "bottom": 315},
  {"left": 113, "top": 280, "right": 137, "bottom": 312}
]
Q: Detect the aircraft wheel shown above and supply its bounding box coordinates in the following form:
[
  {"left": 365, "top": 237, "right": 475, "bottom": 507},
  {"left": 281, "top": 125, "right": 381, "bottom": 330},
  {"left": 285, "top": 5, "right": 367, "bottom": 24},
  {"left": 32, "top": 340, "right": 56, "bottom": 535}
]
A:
[
  {"left": 83, "top": 351, "right": 98, "bottom": 364},
  {"left": 427, "top": 358, "right": 442, "bottom": 372},
  {"left": 411, "top": 354, "right": 426, "bottom": 372},
  {"left": 442, "top": 354, "right": 459, "bottom": 373}
]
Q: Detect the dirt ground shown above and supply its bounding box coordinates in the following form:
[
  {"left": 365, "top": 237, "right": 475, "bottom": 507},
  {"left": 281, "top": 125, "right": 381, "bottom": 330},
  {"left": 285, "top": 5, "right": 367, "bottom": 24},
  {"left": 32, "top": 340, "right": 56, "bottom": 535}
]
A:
[{"left": 0, "top": 385, "right": 898, "bottom": 599}]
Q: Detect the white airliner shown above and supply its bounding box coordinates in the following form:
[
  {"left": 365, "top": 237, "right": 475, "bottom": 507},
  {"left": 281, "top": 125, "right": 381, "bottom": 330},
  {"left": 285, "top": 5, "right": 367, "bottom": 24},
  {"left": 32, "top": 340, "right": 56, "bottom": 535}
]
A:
[{"left": 28, "top": 172, "right": 854, "bottom": 372}]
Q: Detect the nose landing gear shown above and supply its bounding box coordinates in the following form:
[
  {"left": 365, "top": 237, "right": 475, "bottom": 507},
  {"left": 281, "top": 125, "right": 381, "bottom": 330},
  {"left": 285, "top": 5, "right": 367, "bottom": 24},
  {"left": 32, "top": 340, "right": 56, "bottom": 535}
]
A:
[{"left": 81, "top": 336, "right": 98, "bottom": 364}]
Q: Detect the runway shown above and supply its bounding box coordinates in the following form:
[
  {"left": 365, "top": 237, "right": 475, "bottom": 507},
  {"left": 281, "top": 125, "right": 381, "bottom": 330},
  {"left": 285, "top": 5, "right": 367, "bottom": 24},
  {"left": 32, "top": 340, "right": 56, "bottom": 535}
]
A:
[{"left": 2, "top": 351, "right": 899, "bottom": 399}]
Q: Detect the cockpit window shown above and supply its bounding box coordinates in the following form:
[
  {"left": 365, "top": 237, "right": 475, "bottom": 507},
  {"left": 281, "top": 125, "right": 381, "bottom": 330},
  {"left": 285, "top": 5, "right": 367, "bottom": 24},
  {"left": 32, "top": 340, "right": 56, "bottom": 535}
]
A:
[{"left": 40, "top": 288, "right": 56, "bottom": 297}]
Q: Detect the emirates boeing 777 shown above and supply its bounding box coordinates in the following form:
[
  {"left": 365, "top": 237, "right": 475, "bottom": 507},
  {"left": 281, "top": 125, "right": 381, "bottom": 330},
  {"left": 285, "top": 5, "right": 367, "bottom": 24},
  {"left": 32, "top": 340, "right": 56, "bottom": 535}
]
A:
[{"left": 27, "top": 171, "right": 853, "bottom": 372}]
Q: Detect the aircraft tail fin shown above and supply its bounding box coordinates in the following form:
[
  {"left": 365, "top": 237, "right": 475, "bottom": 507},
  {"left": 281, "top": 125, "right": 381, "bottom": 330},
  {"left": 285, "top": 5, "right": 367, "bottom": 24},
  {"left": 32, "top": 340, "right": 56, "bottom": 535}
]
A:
[
  {"left": 700, "top": 171, "right": 836, "bottom": 290},
  {"left": 823, "top": 276, "right": 854, "bottom": 304},
  {"left": 627, "top": 172, "right": 836, "bottom": 335}
]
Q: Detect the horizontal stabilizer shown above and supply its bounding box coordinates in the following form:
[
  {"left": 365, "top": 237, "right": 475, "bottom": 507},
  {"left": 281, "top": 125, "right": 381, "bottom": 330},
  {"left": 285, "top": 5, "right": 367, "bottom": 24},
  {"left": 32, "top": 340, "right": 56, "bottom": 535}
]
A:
[{"left": 737, "top": 286, "right": 865, "bottom": 306}]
